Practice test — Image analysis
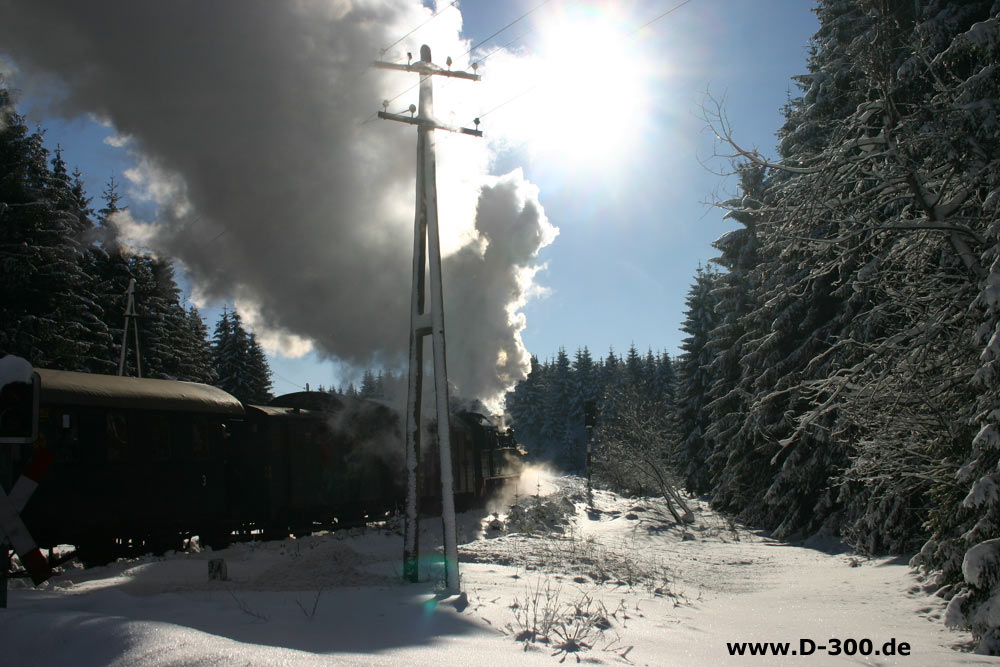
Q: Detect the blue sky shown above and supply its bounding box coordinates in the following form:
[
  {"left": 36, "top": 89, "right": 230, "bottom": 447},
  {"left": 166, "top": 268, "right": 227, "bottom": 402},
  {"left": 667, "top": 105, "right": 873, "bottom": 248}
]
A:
[{"left": 8, "top": 0, "right": 819, "bottom": 398}]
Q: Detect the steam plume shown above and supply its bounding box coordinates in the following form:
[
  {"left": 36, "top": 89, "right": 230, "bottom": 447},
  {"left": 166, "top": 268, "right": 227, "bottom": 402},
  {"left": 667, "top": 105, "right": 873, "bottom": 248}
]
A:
[{"left": 0, "top": 0, "right": 557, "bottom": 406}]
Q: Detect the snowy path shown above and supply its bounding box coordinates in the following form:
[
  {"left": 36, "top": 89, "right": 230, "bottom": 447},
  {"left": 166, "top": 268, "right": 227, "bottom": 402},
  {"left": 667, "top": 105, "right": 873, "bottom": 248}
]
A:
[{"left": 0, "top": 480, "right": 994, "bottom": 666}]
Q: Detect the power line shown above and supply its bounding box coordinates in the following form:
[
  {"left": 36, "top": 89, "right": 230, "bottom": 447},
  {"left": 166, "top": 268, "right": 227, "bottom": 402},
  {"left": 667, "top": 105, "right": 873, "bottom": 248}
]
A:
[
  {"left": 478, "top": 85, "right": 538, "bottom": 121},
  {"left": 353, "top": 0, "right": 461, "bottom": 105},
  {"left": 362, "top": 0, "right": 553, "bottom": 129},
  {"left": 433, "top": 27, "right": 537, "bottom": 104},
  {"left": 381, "top": 0, "right": 461, "bottom": 58},
  {"left": 384, "top": 74, "right": 432, "bottom": 108},
  {"left": 358, "top": 73, "right": 433, "bottom": 127},
  {"left": 461, "top": 0, "right": 555, "bottom": 58},
  {"left": 271, "top": 371, "right": 306, "bottom": 391},
  {"left": 476, "top": 28, "right": 534, "bottom": 68},
  {"left": 468, "top": 0, "right": 694, "bottom": 129},
  {"left": 634, "top": 0, "right": 692, "bottom": 33}
]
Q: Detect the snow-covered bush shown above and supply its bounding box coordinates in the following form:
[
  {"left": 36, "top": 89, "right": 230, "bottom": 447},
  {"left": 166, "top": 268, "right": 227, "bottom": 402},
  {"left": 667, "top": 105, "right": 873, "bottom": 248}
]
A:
[
  {"left": 506, "top": 580, "right": 631, "bottom": 659},
  {"left": 592, "top": 385, "right": 693, "bottom": 525},
  {"left": 505, "top": 495, "right": 576, "bottom": 535},
  {"left": 945, "top": 540, "right": 1000, "bottom": 654}
]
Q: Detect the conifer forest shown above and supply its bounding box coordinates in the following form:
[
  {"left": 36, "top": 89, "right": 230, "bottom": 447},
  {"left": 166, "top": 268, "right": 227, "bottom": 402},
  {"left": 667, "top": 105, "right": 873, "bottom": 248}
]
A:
[{"left": 0, "top": 84, "right": 272, "bottom": 404}]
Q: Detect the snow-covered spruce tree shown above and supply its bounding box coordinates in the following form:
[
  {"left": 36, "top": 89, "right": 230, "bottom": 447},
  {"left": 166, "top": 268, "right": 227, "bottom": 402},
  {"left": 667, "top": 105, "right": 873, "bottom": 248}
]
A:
[
  {"left": 243, "top": 331, "right": 273, "bottom": 404},
  {"left": 600, "top": 347, "right": 623, "bottom": 391},
  {"left": 89, "top": 181, "right": 197, "bottom": 380},
  {"left": 705, "top": 0, "right": 994, "bottom": 549},
  {"left": 211, "top": 308, "right": 237, "bottom": 393},
  {"left": 883, "top": 0, "right": 1000, "bottom": 653},
  {"left": 142, "top": 257, "right": 189, "bottom": 379},
  {"left": 702, "top": 1, "right": 867, "bottom": 529},
  {"left": 48, "top": 148, "right": 115, "bottom": 373},
  {"left": 506, "top": 354, "right": 548, "bottom": 462},
  {"left": 572, "top": 347, "right": 599, "bottom": 407},
  {"left": 817, "top": 0, "right": 986, "bottom": 554},
  {"left": 674, "top": 265, "right": 720, "bottom": 495},
  {"left": 375, "top": 370, "right": 387, "bottom": 399},
  {"left": 641, "top": 348, "right": 656, "bottom": 398},
  {"left": 650, "top": 351, "right": 677, "bottom": 404},
  {"left": 564, "top": 346, "right": 600, "bottom": 474},
  {"left": 211, "top": 308, "right": 272, "bottom": 404},
  {"left": 69, "top": 180, "right": 117, "bottom": 375},
  {"left": 178, "top": 306, "right": 216, "bottom": 385},
  {"left": 718, "top": 0, "right": 886, "bottom": 537},
  {"left": 91, "top": 177, "right": 134, "bottom": 368},
  {"left": 541, "top": 347, "right": 575, "bottom": 469},
  {"left": 359, "top": 368, "right": 379, "bottom": 399},
  {"left": 0, "top": 88, "right": 110, "bottom": 371},
  {"left": 771, "top": 0, "right": 994, "bottom": 552},
  {"left": 703, "top": 164, "right": 762, "bottom": 499},
  {"left": 623, "top": 343, "right": 644, "bottom": 392},
  {"left": 595, "top": 347, "right": 624, "bottom": 436},
  {"left": 942, "top": 210, "right": 1000, "bottom": 652}
]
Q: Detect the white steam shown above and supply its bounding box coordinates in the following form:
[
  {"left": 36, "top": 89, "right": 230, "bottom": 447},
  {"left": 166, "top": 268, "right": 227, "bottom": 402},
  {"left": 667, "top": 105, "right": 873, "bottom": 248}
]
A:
[{"left": 0, "top": 0, "right": 557, "bottom": 406}]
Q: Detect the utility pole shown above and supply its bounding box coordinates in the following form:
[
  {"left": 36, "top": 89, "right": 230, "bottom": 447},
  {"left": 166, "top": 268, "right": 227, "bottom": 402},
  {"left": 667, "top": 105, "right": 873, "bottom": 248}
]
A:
[
  {"left": 375, "top": 44, "right": 481, "bottom": 593},
  {"left": 117, "top": 278, "right": 142, "bottom": 378}
]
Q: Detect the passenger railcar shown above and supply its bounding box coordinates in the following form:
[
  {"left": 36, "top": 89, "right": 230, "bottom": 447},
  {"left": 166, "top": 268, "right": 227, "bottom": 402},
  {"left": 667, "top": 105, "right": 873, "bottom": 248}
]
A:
[
  {"left": 237, "top": 393, "right": 404, "bottom": 537},
  {"left": 20, "top": 369, "right": 243, "bottom": 564},
  {"left": 8, "top": 368, "right": 521, "bottom": 566}
]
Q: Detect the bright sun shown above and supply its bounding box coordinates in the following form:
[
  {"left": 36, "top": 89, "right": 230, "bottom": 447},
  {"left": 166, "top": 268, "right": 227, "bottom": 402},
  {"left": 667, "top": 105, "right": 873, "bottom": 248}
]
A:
[{"left": 525, "top": 6, "right": 651, "bottom": 168}]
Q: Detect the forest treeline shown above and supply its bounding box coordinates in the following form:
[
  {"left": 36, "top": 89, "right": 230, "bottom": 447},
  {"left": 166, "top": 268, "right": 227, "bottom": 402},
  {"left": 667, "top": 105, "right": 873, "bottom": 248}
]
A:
[
  {"left": 507, "top": 0, "right": 1000, "bottom": 654},
  {"left": 506, "top": 345, "right": 676, "bottom": 473},
  {"left": 0, "top": 85, "right": 272, "bottom": 404}
]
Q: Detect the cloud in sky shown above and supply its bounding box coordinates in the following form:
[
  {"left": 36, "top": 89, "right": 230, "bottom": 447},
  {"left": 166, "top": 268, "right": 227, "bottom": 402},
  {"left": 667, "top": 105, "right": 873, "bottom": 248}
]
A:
[
  {"left": 0, "top": 0, "right": 557, "bottom": 405},
  {"left": 102, "top": 133, "right": 130, "bottom": 148}
]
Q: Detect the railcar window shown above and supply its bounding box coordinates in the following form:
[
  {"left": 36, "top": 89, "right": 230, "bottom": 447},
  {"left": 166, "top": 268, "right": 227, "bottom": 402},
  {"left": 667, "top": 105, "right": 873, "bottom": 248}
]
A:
[
  {"left": 106, "top": 412, "right": 128, "bottom": 461},
  {"left": 293, "top": 424, "right": 313, "bottom": 444},
  {"left": 148, "top": 413, "right": 171, "bottom": 461},
  {"left": 192, "top": 420, "right": 209, "bottom": 459},
  {"left": 47, "top": 408, "right": 80, "bottom": 462},
  {"left": 192, "top": 418, "right": 224, "bottom": 459}
]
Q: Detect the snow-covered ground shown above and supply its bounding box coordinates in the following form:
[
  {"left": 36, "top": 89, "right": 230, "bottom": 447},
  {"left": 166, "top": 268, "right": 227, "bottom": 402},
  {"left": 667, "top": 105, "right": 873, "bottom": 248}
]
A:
[{"left": 1, "top": 471, "right": 996, "bottom": 666}]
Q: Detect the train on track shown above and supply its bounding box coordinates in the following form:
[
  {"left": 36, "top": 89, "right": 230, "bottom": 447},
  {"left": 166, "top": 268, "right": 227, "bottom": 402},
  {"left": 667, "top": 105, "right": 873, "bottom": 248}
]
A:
[{"left": 2, "top": 367, "right": 521, "bottom": 566}]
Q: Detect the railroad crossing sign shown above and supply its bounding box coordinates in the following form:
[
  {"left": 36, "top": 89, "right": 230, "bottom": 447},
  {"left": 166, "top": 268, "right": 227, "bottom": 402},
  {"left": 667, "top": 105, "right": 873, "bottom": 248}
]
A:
[
  {"left": 0, "top": 447, "right": 54, "bottom": 586},
  {"left": 0, "top": 357, "right": 39, "bottom": 444},
  {"left": 0, "top": 357, "right": 51, "bottom": 593}
]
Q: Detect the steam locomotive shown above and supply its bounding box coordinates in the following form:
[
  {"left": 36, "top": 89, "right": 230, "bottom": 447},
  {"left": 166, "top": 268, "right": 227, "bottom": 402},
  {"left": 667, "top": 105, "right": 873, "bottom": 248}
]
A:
[{"left": 4, "top": 368, "right": 521, "bottom": 566}]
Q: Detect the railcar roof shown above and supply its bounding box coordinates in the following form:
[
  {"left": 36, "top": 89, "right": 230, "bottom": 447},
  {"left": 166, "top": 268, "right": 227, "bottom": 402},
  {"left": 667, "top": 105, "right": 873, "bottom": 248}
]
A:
[
  {"left": 268, "top": 391, "right": 345, "bottom": 412},
  {"left": 245, "top": 404, "right": 323, "bottom": 418},
  {"left": 36, "top": 369, "right": 245, "bottom": 416},
  {"left": 269, "top": 391, "right": 397, "bottom": 417}
]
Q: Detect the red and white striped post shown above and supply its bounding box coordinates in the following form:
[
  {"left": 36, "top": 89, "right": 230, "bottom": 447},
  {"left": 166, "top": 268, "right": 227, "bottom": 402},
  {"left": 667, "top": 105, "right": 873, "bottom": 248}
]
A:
[
  {"left": 0, "top": 358, "right": 50, "bottom": 605},
  {"left": 0, "top": 447, "right": 55, "bottom": 588}
]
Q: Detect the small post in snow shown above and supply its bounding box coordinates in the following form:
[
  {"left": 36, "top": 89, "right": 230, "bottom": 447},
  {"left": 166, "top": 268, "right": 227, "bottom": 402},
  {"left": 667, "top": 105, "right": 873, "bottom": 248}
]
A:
[{"left": 584, "top": 400, "right": 597, "bottom": 508}]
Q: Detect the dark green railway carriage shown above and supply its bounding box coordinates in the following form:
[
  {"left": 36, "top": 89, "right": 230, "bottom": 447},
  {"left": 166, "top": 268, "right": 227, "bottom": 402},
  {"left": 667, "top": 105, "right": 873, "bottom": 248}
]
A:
[
  {"left": 17, "top": 369, "right": 244, "bottom": 564},
  {"left": 236, "top": 402, "right": 402, "bottom": 537},
  {"left": 8, "top": 370, "right": 523, "bottom": 567}
]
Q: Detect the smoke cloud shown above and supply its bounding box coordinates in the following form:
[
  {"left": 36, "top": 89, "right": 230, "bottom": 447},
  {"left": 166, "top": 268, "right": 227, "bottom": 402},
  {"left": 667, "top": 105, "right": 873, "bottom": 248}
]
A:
[{"left": 0, "top": 0, "right": 557, "bottom": 406}]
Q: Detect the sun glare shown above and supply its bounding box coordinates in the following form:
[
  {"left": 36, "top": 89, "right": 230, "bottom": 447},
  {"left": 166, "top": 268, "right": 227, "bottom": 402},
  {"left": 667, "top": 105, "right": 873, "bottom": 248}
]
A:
[{"left": 525, "top": 7, "right": 651, "bottom": 168}]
